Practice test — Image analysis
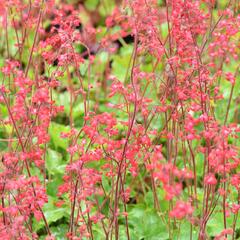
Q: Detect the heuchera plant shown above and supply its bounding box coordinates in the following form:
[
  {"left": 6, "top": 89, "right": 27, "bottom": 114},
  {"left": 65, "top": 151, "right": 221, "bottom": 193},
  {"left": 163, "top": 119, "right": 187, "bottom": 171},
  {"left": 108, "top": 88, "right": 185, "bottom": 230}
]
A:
[{"left": 0, "top": 0, "right": 239, "bottom": 239}]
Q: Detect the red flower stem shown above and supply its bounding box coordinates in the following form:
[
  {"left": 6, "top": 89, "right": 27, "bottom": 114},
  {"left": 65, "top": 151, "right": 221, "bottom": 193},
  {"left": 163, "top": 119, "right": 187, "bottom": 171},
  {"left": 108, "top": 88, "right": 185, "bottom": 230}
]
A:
[
  {"left": 0, "top": 91, "right": 51, "bottom": 236},
  {"left": 113, "top": 32, "right": 138, "bottom": 240},
  {"left": 224, "top": 65, "right": 239, "bottom": 125},
  {"left": 25, "top": 3, "right": 43, "bottom": 78}
]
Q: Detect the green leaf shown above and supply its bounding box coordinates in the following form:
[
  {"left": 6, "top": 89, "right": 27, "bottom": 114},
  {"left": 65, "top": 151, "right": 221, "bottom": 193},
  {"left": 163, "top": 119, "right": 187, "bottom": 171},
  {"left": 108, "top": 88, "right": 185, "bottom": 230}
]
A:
[
  {"left": 49, "top": 122, "right": 70, "bottom": 150},
  {"left": 161, "top": 22, "right": 169, "bottom": 39},
  {"left": 128, "top": 204, "right": 168, "bottom": 239},
  {"left": 176, "top": 221, "right": 198, "bottom": 240},
  {"left": 33, "top": 197, "right": 69, "bottom": 232},
  {"left": 49, "top": 224, "right": 68, "bottom": 240},
  {"left": 85, "top": 0, "right": 99, "bottom": 11},
  {"left": 207, "top": 210, "right": 240, "bottom": 237},
  {"left": 112, "top": 45, "right": 133, "bottom": 82},
  {"left": 46, "top": 149, "right": 65, "bottom": 175},
  {"left": 46, "top": 175, "right": 63, "bottom": 197},
  {"left": 44, "top": 207, "right": 68, "bottom": 226},
  {"left": 99, "top": 0, "right": 115, "bottom": 16},
  {"left": 52, "top": 91, "right": 71, "bottom": 115}
]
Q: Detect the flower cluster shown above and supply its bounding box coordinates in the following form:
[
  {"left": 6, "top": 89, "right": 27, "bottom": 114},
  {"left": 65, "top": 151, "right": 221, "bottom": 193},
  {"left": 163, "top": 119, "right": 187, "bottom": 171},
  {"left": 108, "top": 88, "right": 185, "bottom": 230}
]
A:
[{"left": 0, "top": 0, "right": 239, "bottom": 239}]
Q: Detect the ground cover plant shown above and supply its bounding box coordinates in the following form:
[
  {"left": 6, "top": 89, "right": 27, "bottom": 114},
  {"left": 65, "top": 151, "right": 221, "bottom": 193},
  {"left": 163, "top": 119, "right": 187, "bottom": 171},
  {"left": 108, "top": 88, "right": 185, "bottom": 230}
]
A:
[{"left": 0, "top": 0, "right": 239, "bottom": 239}]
